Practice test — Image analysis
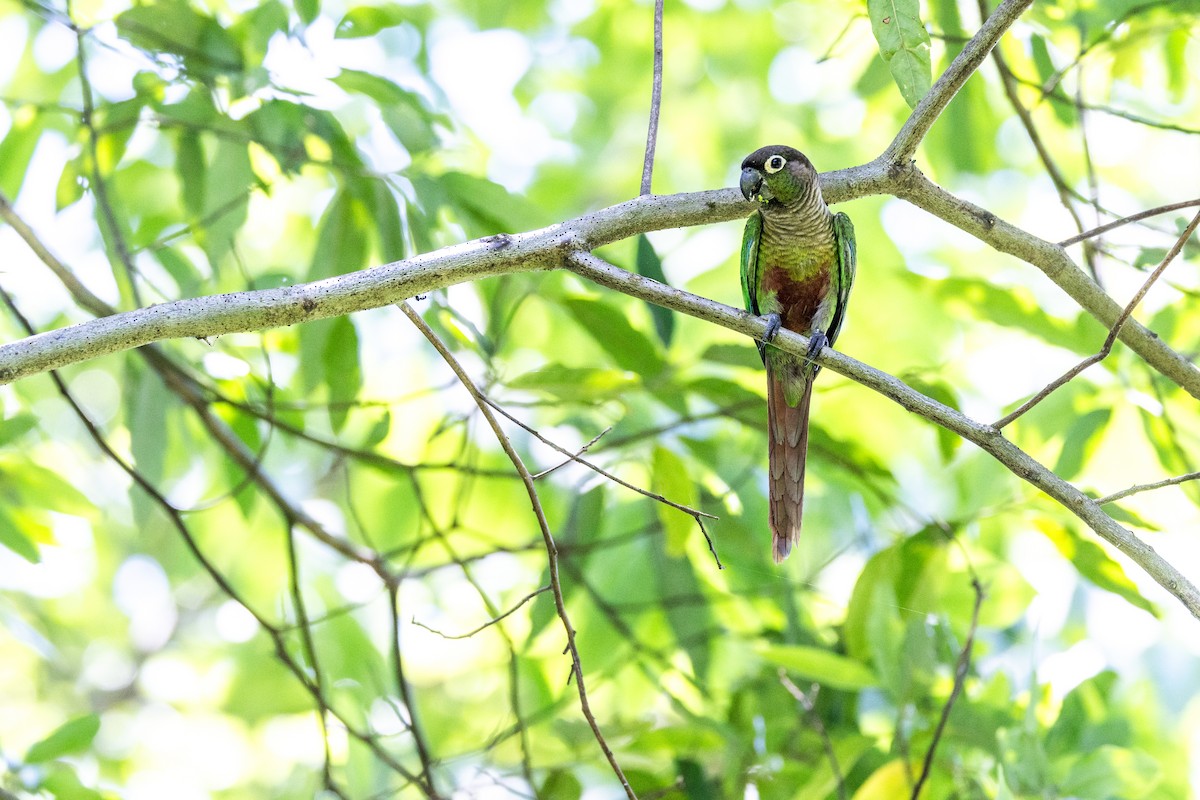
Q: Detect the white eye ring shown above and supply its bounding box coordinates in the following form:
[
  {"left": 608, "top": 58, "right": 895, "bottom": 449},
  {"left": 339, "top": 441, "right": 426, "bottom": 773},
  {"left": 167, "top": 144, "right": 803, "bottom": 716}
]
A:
[{"left": 764, "top": 155, "right": 786, "bottom": 173}]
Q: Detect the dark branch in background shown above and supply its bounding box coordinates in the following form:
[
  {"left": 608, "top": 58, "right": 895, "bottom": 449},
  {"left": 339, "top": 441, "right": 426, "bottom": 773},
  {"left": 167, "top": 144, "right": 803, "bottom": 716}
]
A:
[
  {"left": 778, "top": 672, "right": 846, "bottom": 800},
  {"left": 1014, "top": 72, "right": 1200, "bottom": 136},
  {"left": 398, "top": 302, "right": 638, "bottom": 800},
  {"left": 994, "top": 208, "right": 1200, "bottom": 429},
  {"left": 1059, "top": 198, "right": 1200, "bottom": 246},
  {"left": 640, "top": 0, "right": 664, "bottom": 195},
  {"left": 884, "top": 0, "right": 1033, "bottom": 163},
  {"left": 911, "top": 580, "right": 984, "bottom": 800},
  {"left": 283, "top": 521, "right": 347, "bottom": 798},
  {"left": 0, "top": 286, "right": 435, "bottom": 798},
  {"left": 978, "top": 0, "right": 1097, "bottom": 281},
  {"left": 73, "top": 25, "right": 143, "bottom": 306},
  {"left": 387, "top": 581, "right": 443, "bottom": 797}
]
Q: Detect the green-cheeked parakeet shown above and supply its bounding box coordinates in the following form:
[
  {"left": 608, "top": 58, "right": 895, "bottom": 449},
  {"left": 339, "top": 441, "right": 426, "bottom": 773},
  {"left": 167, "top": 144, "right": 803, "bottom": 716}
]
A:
[{"left": 738, "top": 145, "right": 856, "bottom": 563}]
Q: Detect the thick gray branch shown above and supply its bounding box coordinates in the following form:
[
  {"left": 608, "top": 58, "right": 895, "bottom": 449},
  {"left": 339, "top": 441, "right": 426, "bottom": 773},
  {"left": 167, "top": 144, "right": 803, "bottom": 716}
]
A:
[
  {"left": 891, "top": 166, "right": 1200, "bottom": 400},
  {"left": 884, "top": 0, "right": 1034, "bottom": 163}
]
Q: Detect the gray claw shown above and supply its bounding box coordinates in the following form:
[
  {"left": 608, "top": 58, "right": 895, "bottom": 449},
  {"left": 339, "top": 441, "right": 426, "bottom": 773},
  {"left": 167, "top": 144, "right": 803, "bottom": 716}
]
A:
[
  {"left": 762, "top": 313, "right": 782, "bottom": 343},
  {"left": 806, "top": 330, "right": 829, "bottom": 361}
]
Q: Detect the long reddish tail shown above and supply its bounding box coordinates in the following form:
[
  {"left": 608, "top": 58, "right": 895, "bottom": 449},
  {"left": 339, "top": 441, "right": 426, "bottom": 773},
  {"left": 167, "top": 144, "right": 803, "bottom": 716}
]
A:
[{"left": 767, "top": 369, "right": 812, "bottom": 563}]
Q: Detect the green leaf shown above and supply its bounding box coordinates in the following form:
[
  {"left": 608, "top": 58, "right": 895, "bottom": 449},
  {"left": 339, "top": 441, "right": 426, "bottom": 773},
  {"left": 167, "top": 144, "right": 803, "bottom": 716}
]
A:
[
  {"left": 700, "top": 343, "right": 761, "bottom": 369},
  {"left": 1101, "top": 502, "right": 1160, "bottom": 532},
  {"left": 1134, "top": 247, "right": 1167, "bottom": 270},
  {"left": 757, "top": 644, "right": 878, "bottom": 691},
  {"left": 439, "top": 171, "right": 541, "bottom": 235},
  {"left": 651, "top": 445, "right": 698, "bottom": 556},
  {"left": 1164, "top": 28, "right": 1188, "bottom": 102},
  {"left": 197, "top": 138, "right": 253, "bottom": 270},
  {"left": 25, "top": 715, "right": 101, "bottom": 763},
  {"left": 562, "top": 297, "right": 665, "bottom": 377},
  {"left": 1138, "top": 406, "right": 1200, "bottom": 504},
  {"left": 1035, "top": 519, "right": 1159, "bottom": 617},
  {"left": 38, "top": 763, "right": 103, "bottom": 800},
  {"left": 1053, "top": 408, "right": 1111, "bottom": 480},
  {"left": 903, "top": 375, "right": 962, "bottom": 461},
  {"left": 335, "top": 4, "right": 412, "bottom": 38},
  {"left": 925, "top": 275, "right": 1095, "bottom": 353},
  {"left": 1029, "top": 35, "right": 1074, "bottom": 126},
  {"left": 0, "top": 507, "right": 39, "bottom": 563},
  {"left": 506, "top": 363, "right": 639, "bottom": 402},
  {"left": 309, "top": 188, "right": 371, "bottom": 281},
  {"left": 634, "top": 235, "right": 675, "bottom": 347},
  {"left": 1060, "top": 746, "right": 1161, "bottom": 799},
  {"left": 630, "top": 725, "right": 724, "bottom": 753},
  {"left": 116, "top": 4, "right": 244, "bottom": 80},
  {"left": 539, "top": 771, "right": 582, "bottom": 800},
  {"left": 323, "top": 316, "right": 362, "bottom": 433},
  {"left": 867, "top": 0, "right": 932, "bottom": 107},
  {"left": 676, "top": 758, "right": 717, "bottom": 800},
  {"left": 844, "top": 546, "right": 899, "bottom": 662},
  {"left": 0, "top": 107, "right": 44, "bottom": 197},
  {"left": 295, "top": 0, "right": 319, "bottom": 24},
  {"left": 334, "top": 70, "right": 444, "bottom": 155},
  {"left": 55, "top": 158, "right": 84, "bottom": 210},
  {"left": 0, "top": 413, "right": 36, "bottom": 446},
  {"left": 176, "top": 129, "right": 206, "bottom": 219}
]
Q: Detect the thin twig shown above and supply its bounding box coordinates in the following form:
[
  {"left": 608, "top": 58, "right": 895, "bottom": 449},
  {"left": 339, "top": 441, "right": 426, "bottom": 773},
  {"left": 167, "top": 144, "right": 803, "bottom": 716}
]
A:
[
  {"left": 1096, "top": 471, "right": 1200, "bottom": 506},
  {"left": 1059, "top": 198, "right": 1200, "bottom": 247},
  {"left": 531, "top": 426, "right": 611, "bottom": 479},
  {"left": 994, "top": 208, "right": 1200, "bottom": 428},
  {"left": 778, "top": 672, "right": 846, "bottom": 800},
  {"left": 399, "top": 302, "right": 638, "bottom": 800},
  {"left": 640, "top": 0, "right": 664, "bottom": 196},
  {"left": 483, "top": 397, "right": 723, "bottom": 568},
  {"left": 74, "top": 25, "right": 142, "bottom": 306},
  {"left": 412, "top": 586, "right": 551, "bottom": 640},
  {"left": 911, "top": 579, "right": 984, "bottom": 800},
  {"left": 484, "top": 397, "right": 717, "bottom": 522},
  {"left": 980, "top": 0, "right": 1096, "bottom": 280}
]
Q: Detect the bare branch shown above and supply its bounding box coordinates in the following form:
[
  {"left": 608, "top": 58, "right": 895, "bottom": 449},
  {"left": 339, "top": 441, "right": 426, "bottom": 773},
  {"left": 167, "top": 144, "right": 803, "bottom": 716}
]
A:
[
  {"left": 911, "top": 579, "right": 984, "bottom": 799},
  {"left": 1097, "top": 471, "right": 1200, "bottom": 506},
  {"left": 640, "top": 0, "right": 664, "bottom": 196},
  {"left": 1059, "top": 198, "right": 1200, "bottom": 247},
  {"left": 399, "top": 302, "right": 638, "bottom": 800},
  {"left": 412, "top": 586, "right": 551, "bottom": 640},
  {"left": 980, "top": 0, "right": 1096, "bottom": 279},
  {"left": 994, "top": 208, "right": 1200, "bottom": 428},
  {"left": 890, "top": 166, "right": 1200, "bottom": 403},
  {"left": 484, "top": 396, "right": 718, "bottom": 521},
  {"left": 531, "top": 426, "right": 610, "bottom": 479}
]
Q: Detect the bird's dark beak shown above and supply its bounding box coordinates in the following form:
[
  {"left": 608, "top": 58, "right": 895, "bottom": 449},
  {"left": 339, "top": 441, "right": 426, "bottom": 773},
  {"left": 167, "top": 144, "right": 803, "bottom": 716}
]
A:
[{"left": 740, "top": 167, "right": 766, "bottom": 202}]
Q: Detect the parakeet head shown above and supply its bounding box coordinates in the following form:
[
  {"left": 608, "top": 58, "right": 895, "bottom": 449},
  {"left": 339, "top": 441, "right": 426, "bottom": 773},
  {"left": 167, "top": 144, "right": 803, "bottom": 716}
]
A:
[{"left": 739, "top": 145, "right": 818, "bottom": 205}]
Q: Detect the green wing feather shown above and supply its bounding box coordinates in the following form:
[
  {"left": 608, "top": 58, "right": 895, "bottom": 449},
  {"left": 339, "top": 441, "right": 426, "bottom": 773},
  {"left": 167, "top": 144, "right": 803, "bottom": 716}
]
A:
[
  {"left": 827, "top": 211, "right": 856, "bottom": 347},
  {"left": 740, "top": 210, "right": 766, "bottom": 362}
]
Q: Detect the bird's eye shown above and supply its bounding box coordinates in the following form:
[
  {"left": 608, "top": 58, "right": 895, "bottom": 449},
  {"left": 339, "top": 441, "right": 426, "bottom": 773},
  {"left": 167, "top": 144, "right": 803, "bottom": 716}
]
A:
[{"left": 765, "top": 155, "right": 786, "bottom": 173}]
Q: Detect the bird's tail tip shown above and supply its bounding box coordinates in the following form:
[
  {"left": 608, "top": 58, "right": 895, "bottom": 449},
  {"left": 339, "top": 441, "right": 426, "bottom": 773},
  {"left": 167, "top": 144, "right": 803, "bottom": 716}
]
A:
[{"left": 771, "top": 528, "right": 799, "bottom": 563}]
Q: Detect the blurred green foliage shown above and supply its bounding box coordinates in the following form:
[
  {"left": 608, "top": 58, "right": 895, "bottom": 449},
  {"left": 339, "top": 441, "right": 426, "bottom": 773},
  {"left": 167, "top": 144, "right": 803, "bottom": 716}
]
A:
[{"left": 0, "top": 0, "right": 1199, "bottom": 797}]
